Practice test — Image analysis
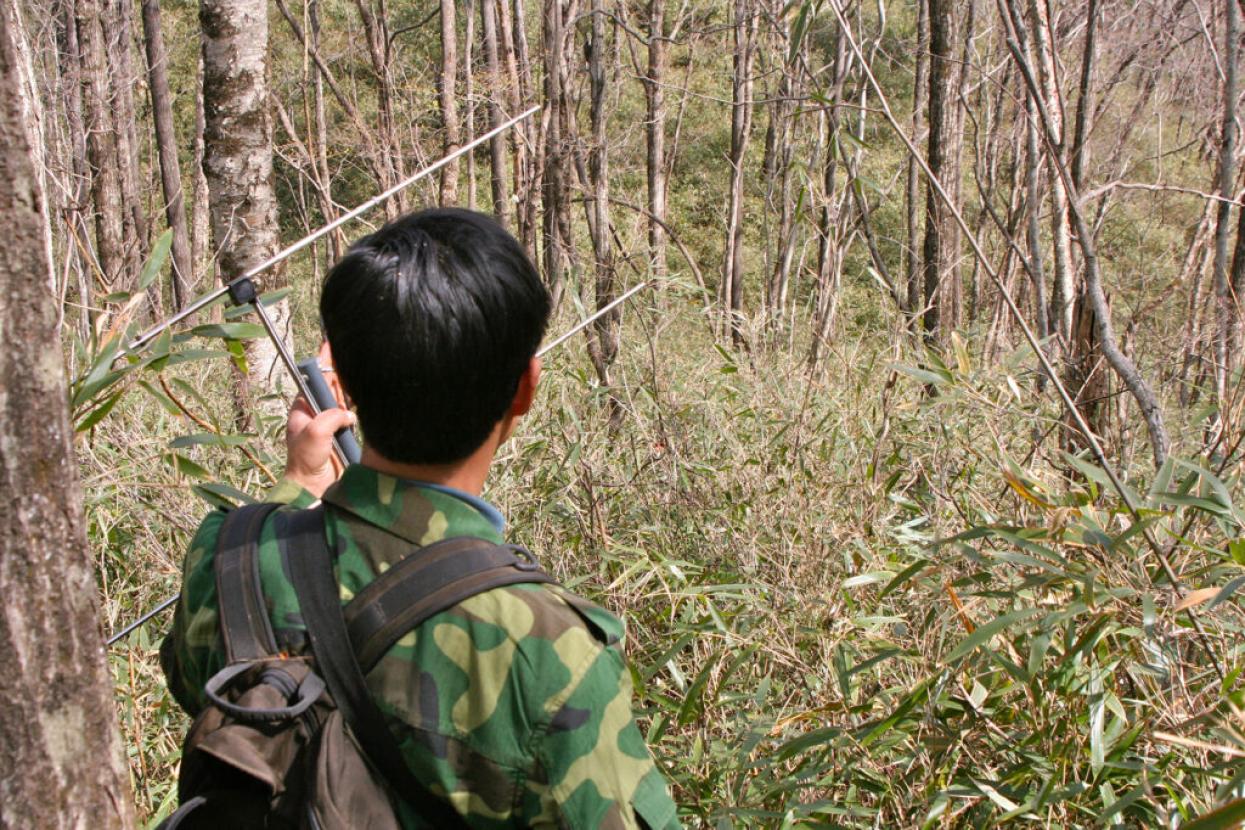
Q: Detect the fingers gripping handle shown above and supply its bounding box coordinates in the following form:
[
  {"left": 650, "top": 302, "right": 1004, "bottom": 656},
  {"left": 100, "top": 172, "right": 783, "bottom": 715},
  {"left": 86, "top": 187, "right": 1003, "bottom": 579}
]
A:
[{"left": 297, "top": 358, "right": 363, "bottom": 465}]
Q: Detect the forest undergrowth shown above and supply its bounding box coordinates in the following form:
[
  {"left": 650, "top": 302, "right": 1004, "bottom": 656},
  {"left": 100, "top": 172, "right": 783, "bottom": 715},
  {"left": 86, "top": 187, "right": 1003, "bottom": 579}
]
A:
[{"left": 81, "top": 273, "right": 1245, "bottom": 828}]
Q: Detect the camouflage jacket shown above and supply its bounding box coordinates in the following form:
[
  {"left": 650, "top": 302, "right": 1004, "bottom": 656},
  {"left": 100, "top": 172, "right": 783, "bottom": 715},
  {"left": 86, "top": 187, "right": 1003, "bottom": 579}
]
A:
[{"left": 160, "top": 465, "right": 680, "bottom": 829}]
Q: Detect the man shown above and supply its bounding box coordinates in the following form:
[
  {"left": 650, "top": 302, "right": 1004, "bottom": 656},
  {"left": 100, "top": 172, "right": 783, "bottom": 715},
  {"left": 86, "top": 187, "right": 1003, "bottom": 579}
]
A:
[{"left": 161, "top": 208, "right": 680, "bottom": 828}]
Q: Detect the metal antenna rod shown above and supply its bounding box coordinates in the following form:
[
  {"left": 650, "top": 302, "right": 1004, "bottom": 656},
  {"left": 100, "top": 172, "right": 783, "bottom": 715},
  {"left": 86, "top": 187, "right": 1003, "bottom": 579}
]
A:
[
  {"left": 107, "top": 280, "right": 655, "bottom": 645},
  {"left": 537, "top": 281, "right": 650, "bottom": 358},
  {"left": 125, "top": 105, "right": 541, "bottom": 355}
]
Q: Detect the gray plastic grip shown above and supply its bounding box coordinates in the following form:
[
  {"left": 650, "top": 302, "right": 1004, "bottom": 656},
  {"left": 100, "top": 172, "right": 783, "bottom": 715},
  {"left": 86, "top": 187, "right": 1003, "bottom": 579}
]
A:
[{"left": 297, "top": 358, "right": 362, "bottom": 465}]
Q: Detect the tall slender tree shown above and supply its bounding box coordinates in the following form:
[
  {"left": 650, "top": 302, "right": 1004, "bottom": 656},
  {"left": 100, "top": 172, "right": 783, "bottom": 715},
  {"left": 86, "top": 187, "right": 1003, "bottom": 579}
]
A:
[
  {"left": 439, "top": 0, "right": 461, "bottom": 204},
  {"left": 141, "top": 0, "right": 194, "bottom": 307},
  {"left": 722, "top": 0, "right": 756, "bottom": 346},
  {"left": 201, "top": 0, "right": 291, "bottom": 417},
  {"left": 922, "top": 0, "right": 961, "bottom": 341},
  {"left": 480, "top": 0, "right": 512, "bottom": 226}
]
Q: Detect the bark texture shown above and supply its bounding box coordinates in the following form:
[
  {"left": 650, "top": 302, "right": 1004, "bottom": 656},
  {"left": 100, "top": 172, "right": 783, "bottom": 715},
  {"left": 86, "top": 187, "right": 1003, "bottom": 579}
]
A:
[
  {"left": 142, "top": 0, "right": 195, "bottom": 306},
  {"left": 922, "top": 0, "right": 960, "bottom": 341},
  {"left": 201, "top": 0, "right": 292, "bottom": 407},
  {"left": 0, "top": 4, "right": 135, "bottom": 826},
  {"left": 439, "top": 0, "right": 461, "bottom": 204},
  {"left": 722, "top": 0, "right": 756, "bottom": 346}
]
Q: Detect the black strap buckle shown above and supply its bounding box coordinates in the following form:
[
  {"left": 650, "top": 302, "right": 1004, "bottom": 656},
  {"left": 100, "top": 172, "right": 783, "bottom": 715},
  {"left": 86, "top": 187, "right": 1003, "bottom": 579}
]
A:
[{"left": 505, "top": 544, "right": 541, "bottom": 571}]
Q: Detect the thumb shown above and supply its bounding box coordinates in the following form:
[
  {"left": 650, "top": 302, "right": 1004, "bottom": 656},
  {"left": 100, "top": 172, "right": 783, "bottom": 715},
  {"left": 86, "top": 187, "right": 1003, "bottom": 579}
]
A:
[{"left": 305, "top": 407, "right": 356, "bottom": 441}]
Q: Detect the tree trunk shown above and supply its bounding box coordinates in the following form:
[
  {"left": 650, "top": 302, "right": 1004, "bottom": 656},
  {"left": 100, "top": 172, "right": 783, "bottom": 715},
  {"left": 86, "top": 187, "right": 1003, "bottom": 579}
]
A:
[
  {"left": 1028, "top": 0, "right": 1074, "bottom": 347},
  {"left": 0, "top": 5, "right": 135, "bottom": 824},
  {"left": 645, "top": 0, "right": 668, "bottom": 282},
  {"left": 921, "top": 0, "right": 959, "bottom": 342},
  {"left": 481, "top": 0, "right": 512, "bottom": 226},
  {"left": 541, "top": 0, "right": 578, "bottom": 311},
  {"left": 191, "top": 53, "right": 211, "bottom": 282},
  {"left": 141, "top": 0, "right": 194, "bottom": 307},
  {"left": 464, "top": 0, "right": 477, "bottom": 209},
  {"left": 584, "top": 0, "right": 619, "bottom": 407},
  {"left": 1213, "top": 0, "right": 1238, "bottom": 401},
  {"left": 201, "top": 0, "right": 291, "bottom": 417},
  {"left": 104, "top": 0, "right": 150, "bottom": 297},
  {"left": 54, "top": 0, "right": 94, "bottom": 332},
  {"left": 75, "top": 0, "right": 126, "bottom": 290},
  {"left": 512, "top": 0, "right": 540, "bottom": 254},
  {"left": 1023, "top": 94, "right": 1050, "bottom": 343},
  {"left": 765, "top": 27, "right": 802, "bottom": 329},
  {"left": 439, "top": 0, "right": 461, "bottom": 204},
  {"left": 722, "top": 0, "right": 755, "bottom": 347},
  {"left": 905, "top": 0, "right": 929, "bottom": 318}
]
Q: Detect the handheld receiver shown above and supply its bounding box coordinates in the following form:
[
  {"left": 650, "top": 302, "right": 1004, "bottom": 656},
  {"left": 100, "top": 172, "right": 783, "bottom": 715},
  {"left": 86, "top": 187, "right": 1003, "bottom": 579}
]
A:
[{"left": 297, "top": 358, "right": 362, "bottom": 465}]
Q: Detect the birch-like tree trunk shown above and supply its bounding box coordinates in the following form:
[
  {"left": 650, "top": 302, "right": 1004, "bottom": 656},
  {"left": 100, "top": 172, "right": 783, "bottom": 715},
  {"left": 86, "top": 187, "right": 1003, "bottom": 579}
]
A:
[
  {"left": 201, "top": 0, "right": 291, "bottom": 418},
  {"left": 0, "top": 5, "right": 135, "bottom": 824},
  {"left": 1028, "top": 0, "right": 1074, "bottom": 347},
  {"left": 439, "top": 0, "right": 461, "bottom": 204},
  {"left": 645, "top": 0, "right": 668, "bottom": 281},
  {"left": 722, "top": 0, "right": 756, "bottom": 347},
  {"left": 191, "top": 54, "right": 211, "bottom": 280}
]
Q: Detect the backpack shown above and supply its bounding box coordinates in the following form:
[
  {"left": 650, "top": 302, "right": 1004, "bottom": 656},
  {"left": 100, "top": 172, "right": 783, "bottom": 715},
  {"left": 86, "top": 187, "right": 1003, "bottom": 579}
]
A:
[{"left": 159, "top": 502, "right": 556, "bottom": 830}]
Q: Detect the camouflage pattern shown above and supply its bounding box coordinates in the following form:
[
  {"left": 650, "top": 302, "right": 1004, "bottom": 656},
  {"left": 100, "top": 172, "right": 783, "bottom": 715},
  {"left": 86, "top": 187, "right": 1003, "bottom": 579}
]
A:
[{"left": 161, "top": 465, "right": 680, "bottom": 829}]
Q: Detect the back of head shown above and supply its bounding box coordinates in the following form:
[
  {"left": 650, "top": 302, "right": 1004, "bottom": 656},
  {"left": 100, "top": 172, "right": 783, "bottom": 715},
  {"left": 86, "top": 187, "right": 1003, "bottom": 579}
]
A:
[{"left": 321, "top": 208, "right": 551, "bottom": 464}]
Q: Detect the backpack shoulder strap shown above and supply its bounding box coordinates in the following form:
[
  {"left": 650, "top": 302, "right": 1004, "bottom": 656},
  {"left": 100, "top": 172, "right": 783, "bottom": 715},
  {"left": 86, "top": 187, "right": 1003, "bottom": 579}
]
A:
[
  {"left": 343, "top": 537, "right": 557, "bottom": 673},
  {"left": 279, "top": 506, "right": 471, "bottom": 830},
  {"left": 214, "top": 501, "right": 284, "bottom": 662}
]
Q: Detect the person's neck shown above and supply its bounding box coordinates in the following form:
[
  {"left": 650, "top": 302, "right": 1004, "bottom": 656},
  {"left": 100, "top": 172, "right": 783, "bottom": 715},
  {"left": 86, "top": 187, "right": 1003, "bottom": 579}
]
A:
[{"left": 359, "top": 434, "right": 498, "bottom": 497}]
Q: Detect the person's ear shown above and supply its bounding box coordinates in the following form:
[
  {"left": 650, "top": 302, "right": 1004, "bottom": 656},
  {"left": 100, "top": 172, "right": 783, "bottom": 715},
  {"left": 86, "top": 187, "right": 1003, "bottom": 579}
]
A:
[{"left": 508, "top": 357, "right": 541, "bottom": 417}]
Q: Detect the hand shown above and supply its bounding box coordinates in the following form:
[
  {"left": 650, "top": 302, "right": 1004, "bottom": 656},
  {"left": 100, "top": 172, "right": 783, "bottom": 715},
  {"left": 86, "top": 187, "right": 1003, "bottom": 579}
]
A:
[{"left": 284, "top": 395, "right": 356, "bottom": 498}]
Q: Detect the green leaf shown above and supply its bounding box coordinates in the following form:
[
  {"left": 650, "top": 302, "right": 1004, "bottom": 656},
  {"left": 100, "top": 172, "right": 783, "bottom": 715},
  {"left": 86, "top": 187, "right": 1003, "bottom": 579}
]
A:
[
  {"left": 138, "top": 229, "right": 173, "bottom": 291},
  {"left": 164, "top": 452, "right": 210, "bottom": 480},
  {"left": 71, "top": 333, "right": 125, "bottom": 408},
  {"left": 879, "top": 558, "right": 929, "bottom": 599},
  {"left": 1180, "top": 798, "right": 1245, "bottom": 830},
  {"left": 946, "top": 608, "right": 1042, "bottom": 663},
  {"left": 168, "top": 432, "right": 251, "bottom": 449},
  {"left": 75, "top": 390, "right": 123, "bottom": 432},
  {"left": 187, "top": 322, "right": 266, "bottom": 340},
  {"left": 192, "top": 482, "right": 256, "bottom": 509},
  {"left": 137, "top": 380, "right": 182, "bottom": 417},
  {"left": 788, "top": 1, "right": 810, "bottom": 64},
  {"left": 676, "top": 652, "right": 721, "bottom": 726},
  {"left": 1209, "top": 575, "right": 1245, "bottom": 609},
  {"left": 895, "top": 363, "right": 950, "bottom": 387}
]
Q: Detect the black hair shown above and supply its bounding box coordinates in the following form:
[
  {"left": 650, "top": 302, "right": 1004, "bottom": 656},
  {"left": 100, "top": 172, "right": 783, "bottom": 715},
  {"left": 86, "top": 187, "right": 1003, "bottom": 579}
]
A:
[{"left": 320, "top": 208, "right": 551, "bottom": 464}]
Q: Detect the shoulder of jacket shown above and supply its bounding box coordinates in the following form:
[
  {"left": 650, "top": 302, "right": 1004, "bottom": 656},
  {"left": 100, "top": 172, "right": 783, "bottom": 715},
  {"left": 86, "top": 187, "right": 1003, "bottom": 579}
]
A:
[{"left": 448, "top": 581, "right": 625, "bottom": 654}]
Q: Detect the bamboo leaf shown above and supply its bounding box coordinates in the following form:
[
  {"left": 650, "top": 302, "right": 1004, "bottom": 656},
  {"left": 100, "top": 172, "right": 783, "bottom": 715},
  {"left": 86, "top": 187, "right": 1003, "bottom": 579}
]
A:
[
  {"left": 1180, "top": 798, "right": 1245, "bottom": 830},
  {"left": 138, "top": 229, "right": 173, "bottom": 291},
  {"left": 946, "top": 608, "right": 1041, "bottom": 663}
]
